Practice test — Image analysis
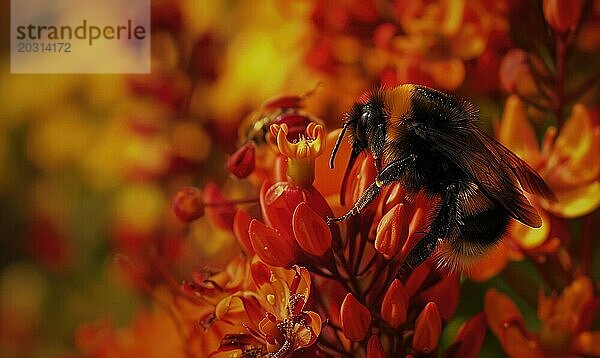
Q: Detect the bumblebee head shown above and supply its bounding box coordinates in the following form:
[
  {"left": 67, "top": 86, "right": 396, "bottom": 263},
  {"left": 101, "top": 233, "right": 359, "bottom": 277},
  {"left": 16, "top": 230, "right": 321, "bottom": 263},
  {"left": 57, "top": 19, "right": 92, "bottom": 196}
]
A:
[{"left": 329, "top": 90, "right": 386, "bottom": 169}]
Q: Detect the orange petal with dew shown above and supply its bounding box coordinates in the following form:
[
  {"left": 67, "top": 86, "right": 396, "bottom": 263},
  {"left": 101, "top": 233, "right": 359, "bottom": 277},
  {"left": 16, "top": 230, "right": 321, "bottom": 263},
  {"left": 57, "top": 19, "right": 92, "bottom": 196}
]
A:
[
  {"left": 304, "top": 311, "right": 323, "bottom": 346},
  {"left": 259, "top": 316, "right": 284, "bottom": 344},
  {"left": 292, "top": 202, "right": 332, "bottom": 256},
  {"left": 249, "top": 219, "right": 296, "bottom": 267}
]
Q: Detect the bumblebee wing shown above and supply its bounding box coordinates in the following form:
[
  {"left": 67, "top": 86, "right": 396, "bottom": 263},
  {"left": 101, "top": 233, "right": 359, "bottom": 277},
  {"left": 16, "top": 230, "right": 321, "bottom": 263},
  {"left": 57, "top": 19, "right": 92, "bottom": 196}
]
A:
[
  {"left": 475, "top": 128, "right": 557, "bottom": 201},
  {"left": 423, "top": 124, "right": 548, "bottom": 228}
]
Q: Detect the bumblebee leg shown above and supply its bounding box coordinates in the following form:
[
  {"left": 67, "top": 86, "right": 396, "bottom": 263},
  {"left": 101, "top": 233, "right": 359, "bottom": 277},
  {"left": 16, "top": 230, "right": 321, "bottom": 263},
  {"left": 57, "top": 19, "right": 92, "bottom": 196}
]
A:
[
  {"left": 327, "top": 181, "right": 382, "bottom": 223},
  {"left": 399, "top": 184, "right": 459, "bottom": 273},
  {"left": 327, "top": 157, "right": 413, "bottom": 224}
]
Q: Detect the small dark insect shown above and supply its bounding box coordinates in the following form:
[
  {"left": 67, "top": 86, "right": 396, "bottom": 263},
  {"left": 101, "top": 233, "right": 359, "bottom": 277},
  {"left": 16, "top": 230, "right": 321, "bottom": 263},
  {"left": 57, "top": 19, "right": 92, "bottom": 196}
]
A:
[
  {"left": 328, "top": 84, "right": 557, "bottom": 272},
  {"left": 227, "top": 86, "right": 322, "bottom": 178}
]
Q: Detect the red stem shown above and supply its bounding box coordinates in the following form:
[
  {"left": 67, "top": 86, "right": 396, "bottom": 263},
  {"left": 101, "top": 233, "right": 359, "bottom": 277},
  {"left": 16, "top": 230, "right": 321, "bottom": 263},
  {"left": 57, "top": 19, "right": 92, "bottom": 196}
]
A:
[{"left": 554, "top": 35, "right": 567, "bottom": 129}]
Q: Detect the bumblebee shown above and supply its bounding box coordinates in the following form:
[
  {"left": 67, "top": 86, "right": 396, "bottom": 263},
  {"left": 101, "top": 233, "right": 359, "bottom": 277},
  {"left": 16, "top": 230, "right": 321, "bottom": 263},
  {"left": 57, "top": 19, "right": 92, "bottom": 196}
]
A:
[{"left": 328, "top": 84, "right": 556, "bottom": 271}]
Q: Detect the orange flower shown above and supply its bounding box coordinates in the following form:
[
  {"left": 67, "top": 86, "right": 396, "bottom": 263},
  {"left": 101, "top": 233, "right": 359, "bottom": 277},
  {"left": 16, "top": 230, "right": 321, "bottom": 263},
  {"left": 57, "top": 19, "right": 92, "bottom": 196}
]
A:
[
  {"left": 485, "top": 277, "right": 600, "bottom": 357},
  {"left": 498, "top": 95, "right": 600, "bottom": 218},
  {"left": 212, "top": 262, "right": 323, "bottom": 356},
  {"left": 171, "top": 118, "right": 461, "bottom": 356},
  {"left": 270, "top": 122, "right": 325, "bottom": 186},
  {"left": 467, "top": 96, "right": 599, "bottom": 281},
  {"left": 308, "top": 0, "right": 508, "bottom": 92}
]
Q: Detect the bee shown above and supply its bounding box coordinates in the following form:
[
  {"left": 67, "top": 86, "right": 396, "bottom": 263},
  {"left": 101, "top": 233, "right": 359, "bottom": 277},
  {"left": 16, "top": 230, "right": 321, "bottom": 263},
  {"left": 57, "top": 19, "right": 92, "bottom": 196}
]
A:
[{"left": 328, "top": 84, "right": 556, "bottom": 272}]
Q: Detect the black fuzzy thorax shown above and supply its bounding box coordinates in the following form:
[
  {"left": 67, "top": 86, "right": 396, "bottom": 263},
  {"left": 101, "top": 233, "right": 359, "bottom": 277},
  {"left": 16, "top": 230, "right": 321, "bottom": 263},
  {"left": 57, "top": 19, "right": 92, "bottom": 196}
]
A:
[{"left": 385, "top": 85, "right": 474, "bottom": 194}]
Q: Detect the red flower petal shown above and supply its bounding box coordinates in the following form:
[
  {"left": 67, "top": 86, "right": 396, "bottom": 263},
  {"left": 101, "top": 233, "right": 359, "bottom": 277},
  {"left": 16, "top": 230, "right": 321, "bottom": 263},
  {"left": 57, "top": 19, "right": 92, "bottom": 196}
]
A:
[
  {"left": 249, "top": 219, "right": 296, "bottom": 267},
  {"left": 375, "top": 203, "right": 408, "bottom": 259},
  {"left": 450, "top": 312, "right": 487, "bottom": 358},
  {"left": 292, "top": 202, "right": 332, "bottom": 256},
  {"left": 367, "top": 335, "right": 386, "bottom": 358},
  {"left": 416, "top": 273, "right": 460, "bottom": 320},
  {"left": 341, "top": 293, "right": 371, "bottom": 342},
  {"left": 412, "top": 302, "right": 442, "bottom": 354},
  {"left": 381, "top": 279, "right": 409, "bottom": 328}
]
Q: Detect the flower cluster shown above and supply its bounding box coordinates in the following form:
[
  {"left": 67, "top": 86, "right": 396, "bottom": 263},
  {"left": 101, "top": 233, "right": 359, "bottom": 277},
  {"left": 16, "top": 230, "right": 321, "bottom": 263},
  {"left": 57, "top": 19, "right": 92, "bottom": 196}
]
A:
[{"left": 166, "top": 108, "right": 483, "bottom": 356}]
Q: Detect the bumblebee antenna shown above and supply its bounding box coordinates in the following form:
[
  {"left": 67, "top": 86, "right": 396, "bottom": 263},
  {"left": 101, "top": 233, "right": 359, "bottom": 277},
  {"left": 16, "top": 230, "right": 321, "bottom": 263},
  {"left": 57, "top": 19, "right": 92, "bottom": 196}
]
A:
[{"left": 329, "top": 123, "right": 348, "bottom": 169}]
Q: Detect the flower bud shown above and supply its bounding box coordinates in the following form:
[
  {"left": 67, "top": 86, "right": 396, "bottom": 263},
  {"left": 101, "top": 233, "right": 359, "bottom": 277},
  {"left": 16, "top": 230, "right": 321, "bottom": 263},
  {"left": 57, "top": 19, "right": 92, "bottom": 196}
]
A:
[
  {"left": 249, "top": 219, "right": 296, "bottom": 267},
  {"left": 340, "top": 293, "right": 371, "bottom": 341},
  {"left": 451, "top": 312, "right": 487, "bottom": 358},
  {"left": 261, "top": 181, "right": 333, "bottom": 241},
  {"left": 227, "top": 142, "right": 256, "bottom": 178},
  {"left": 543, "top": 0, "right": 584, "bottom": 32},
  {"left": 367, "top": 335, "right": 386, "bottom": 358},
  {"left": 375, "top": 203, "right": 408, "bottom": 259},
  {"left": 412, "top": 302, "right": 442, "bottom": 354},
  {"left": 171, "top": 187, "right": 204, "bottom": 223},
  {"left": 381, "top": 279, "right": 409, "bottom": 328},
  {"left": 292, "top": 202, "right": 332, "bottom": 256},
  {"left": 417, "top": 273, "right": 460, "bottom": 320}
]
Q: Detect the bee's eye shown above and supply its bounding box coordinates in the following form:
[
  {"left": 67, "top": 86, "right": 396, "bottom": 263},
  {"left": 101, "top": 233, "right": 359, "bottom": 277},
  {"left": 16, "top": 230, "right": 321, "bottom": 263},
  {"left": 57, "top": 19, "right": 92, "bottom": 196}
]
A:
[{"left": 356, "top": 111, "right": 370, "bottom": 142}]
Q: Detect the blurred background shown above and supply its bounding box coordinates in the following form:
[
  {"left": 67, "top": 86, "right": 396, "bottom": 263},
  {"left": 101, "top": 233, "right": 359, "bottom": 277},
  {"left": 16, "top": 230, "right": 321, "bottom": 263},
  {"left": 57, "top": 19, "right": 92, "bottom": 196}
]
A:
[{"left": 0, "top": 0, "right": 598, "bottom": 357}]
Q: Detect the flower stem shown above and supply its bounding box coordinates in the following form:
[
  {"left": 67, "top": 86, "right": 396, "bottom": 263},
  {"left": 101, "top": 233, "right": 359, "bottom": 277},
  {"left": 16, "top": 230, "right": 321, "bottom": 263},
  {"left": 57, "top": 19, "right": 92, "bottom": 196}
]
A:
[{"left": 554, "top": 34, "right": 567, "bottom": 129}]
